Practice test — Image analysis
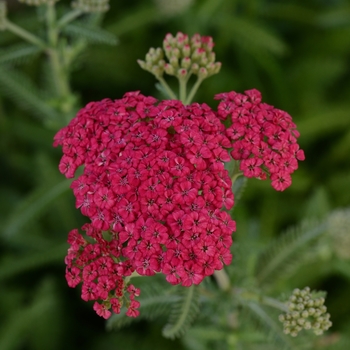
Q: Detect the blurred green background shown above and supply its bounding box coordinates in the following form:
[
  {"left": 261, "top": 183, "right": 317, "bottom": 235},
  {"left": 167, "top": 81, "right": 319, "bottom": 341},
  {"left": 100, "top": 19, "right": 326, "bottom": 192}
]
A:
[{"left": 1, "top": 0, "right": 350, "bottom": 349}]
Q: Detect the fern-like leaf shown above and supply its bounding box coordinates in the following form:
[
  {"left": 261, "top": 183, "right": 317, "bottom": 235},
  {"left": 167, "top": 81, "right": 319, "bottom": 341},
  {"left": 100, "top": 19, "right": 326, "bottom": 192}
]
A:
[
  {"left": 0, "top": 44, "right": 42, "bottom": 65},
  {"left": 239, "top": 299, "right": 295, "bottom": 349},
  {"left": 64, "top": 23, "right": 118, "bottom": 45},
  {"left": 232, "top": 176, "right": 247, "bottom": 209},
  {"left": 162, "top": 285, "right": 200, "bottom": 339},
  {"left": 0, "top": 66, "right": 60, "bottom": 122},
  {"left": 3, "top": 179, "right": 71, "bottom": 238},
  {"left": 255, "top": 220, "right": 327, "bottom": 286},
  {"left": 107, "top": 282, "right": 181, "bottom": 331}
]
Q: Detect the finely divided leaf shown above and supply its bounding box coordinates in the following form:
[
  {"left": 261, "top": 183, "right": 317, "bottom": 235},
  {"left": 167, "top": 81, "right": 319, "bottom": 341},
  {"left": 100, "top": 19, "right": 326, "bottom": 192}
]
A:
[{"left": 162, "top": 285, "right": 200, "bottom": 339}]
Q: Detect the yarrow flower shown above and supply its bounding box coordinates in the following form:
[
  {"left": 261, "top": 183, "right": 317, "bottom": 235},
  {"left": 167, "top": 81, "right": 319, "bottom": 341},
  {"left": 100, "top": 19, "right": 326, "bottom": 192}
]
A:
[
  {"left": 54, "top": 31, "right": 305, "bottom": 320},
  {"left": 215, "top": 89, "right": 305, "bottom": 191},
  {"left": 54, "top": 91, "right": 236, "bottom": 318}
]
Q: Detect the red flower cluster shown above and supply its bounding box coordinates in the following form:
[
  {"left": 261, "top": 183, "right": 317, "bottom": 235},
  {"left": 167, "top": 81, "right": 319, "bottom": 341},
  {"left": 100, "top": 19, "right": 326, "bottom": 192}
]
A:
[
  {"left": 65, "top": 224, "right": 140, "bottom": 319},
  {"left": 54, "top": 91, "right": 235, "bottom": 318},
  {"left": 215, "top": 89, "right": 305, "bottom": 191}
]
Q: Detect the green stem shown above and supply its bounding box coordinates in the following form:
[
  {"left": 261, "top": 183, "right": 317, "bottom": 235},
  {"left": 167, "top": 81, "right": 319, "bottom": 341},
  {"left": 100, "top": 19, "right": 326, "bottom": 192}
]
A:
[
  {"left": 57, "top": 9, "right": 83, "bottom": 29},
  {"left": 179, "top": 77, "right": 187, "bottom": 104},
  {"left": 185, "top": 76, "right": 204, "bottom": 105},
  {"left": 235, "top": 288, "right": 289, "bottom": 312},
  {"left": 124, "top": 271, "right": 142, "bottom": 285},
  {"left": 157, "top": 76, "right": 178, "bottom": 100},
  {"left": 213, "top": 269, "right": 230, "bottom": 291},
  {"left": 5, "top": 20, "right": 46, "bottom": 49},
  {"left": 260, "top": 296, "right": 289, "bottom": 312},
  {"left": 45, "top": 3, "right": 73, "bottom": 117},
  {"left": 231, "top": 171, "right": 243, "bottom": 186}
]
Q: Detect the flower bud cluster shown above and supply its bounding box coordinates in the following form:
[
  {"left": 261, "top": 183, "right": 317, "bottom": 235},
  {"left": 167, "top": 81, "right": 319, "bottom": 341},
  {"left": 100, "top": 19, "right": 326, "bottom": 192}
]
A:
[
  {"left": 215, "top": 89, "right": 305, "bottom": 191},
  {"left": 154, "top": 0, "right": 194, "bottom": 17},
  {"left": 279, "top": 287, "right": 332, "bottom": 337},
  {"left": 54, "top": 91, "right": 235, "bottom": 318},
  {"left": 71, "top": 0, "right": 109, "bottom": 12},
  {"left": 137, "top": 47, "right": 165, "bottom": 79},
  {"left": 138, "top": 32, "right": 221, "bottom": 81},
  {"left": 18, "top": 0, "right": 58, "bottom": 5},
  {"left": 328, "top": 208, "right": 350, "bottom": 259},
  {"left": 0, "top": 1, "right": 6, "bottom": 31}
]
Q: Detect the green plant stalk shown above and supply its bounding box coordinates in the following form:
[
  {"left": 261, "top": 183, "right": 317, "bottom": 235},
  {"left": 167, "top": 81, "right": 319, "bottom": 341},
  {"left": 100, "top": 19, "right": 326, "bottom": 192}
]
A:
[
  {"left": 235, "top": 288, "right": 289, "bottom": 312},
  {"left": 45, "top": 3, "right": 73, "bottom": 117},
  {"left": 157, "top": 76, "right": 177, "bottom": 100},
  {"left": 185, "top": 76, "right": 204, "bottom": 105},
  {"left": 213, "top": 269, "right": 231, "bottom": 291},
  {"left": 179, "top": 76, "right": 187, "bottom": 104},
  {"left": 4, "top": 20, "right": 46, "bottom": 49}
]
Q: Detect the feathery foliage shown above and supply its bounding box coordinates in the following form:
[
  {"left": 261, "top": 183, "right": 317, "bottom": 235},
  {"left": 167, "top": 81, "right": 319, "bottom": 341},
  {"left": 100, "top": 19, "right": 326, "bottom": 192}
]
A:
[
  {"left": 107, "top": 280, "right": 181, "bottom": 331},
  {"left": 255, "top": 220, "right": 327, "bottom": 286},
  {"left": 64, "top": 23, "right": 118, "bottom": 45},
  {"left": 162, "top": 285, "right": 200, "bottom": 339},
  {"left": 0, "top": 44, "right": 42, "bottom": 65}
]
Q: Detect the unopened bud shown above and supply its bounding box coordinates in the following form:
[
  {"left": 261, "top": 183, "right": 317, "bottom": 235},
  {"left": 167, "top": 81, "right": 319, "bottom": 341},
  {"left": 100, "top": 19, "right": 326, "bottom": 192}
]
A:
[
  {"left": 279, "top": 287, "right": 332, "bottom": 337},
  {"left": 164, "top": 63, "right": 175, "bottom": 75},
  {"left": 198, "top": 67, "right": 208, "bottom": 79},
  {"left": 19, "top": 0, "right": 59, "bottom": 4},
  {"left": 177, "top": 68, "right": 188, "bottom": 78},
  {"left": 71, "top": 0, "right": 109, "bottom": 13},
  {"left": 169, "top": 56, "right": 179, "bottom": 68},
  {"left": 182, "top": 44, "right": 191, "bottom": 57},
  {"left": 181, "top": 57, "right": 191, "bottom": 69}
]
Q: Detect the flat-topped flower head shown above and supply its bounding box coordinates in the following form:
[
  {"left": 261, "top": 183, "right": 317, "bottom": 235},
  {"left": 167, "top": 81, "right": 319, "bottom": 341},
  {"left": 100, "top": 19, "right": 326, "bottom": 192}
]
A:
[
  {"left": 215, "top": 89, "right": 305, "bottom": 191},
  {"left": 55, "top": 91, "right": 236, "bottom": 318}
]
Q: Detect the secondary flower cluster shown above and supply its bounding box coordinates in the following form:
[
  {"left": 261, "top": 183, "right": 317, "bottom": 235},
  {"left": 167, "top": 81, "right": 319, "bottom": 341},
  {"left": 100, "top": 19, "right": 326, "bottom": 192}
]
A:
[
  {"left": 54, "top": 91, "right": 235, "bottom": 318},
  {"left": 279, "top": 287, "right": 332, "bottom": 337},
  {"left": 216, "top": 89, "right": 305, "bottom": 191},
  {"left": 65, "top": 223, "right": 141, "bottom": 319}
]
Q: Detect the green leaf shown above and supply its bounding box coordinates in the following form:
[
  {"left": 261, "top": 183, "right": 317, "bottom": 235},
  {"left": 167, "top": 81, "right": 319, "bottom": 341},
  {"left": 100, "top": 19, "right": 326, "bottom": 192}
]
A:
[
  {"left": 107, "top": 6, "right": 159, "bottom": 36},
  {"left": 225, "top": 17, "right": 288, "bottom": 56},
  {"left": 232, "top": 176, "right": 247, "bottom": 209},
  {"left": 255, "top": 220, "right": 327, "bottom": 286},
  {"left": 0, "top": 244, "right": 67, "bottom": 281},
  {"left": 107, "top": 281, "right": 181, "bottom": 330},
  {"left": 297, "top": 106, "right": 350, "bottom": 141},
  {"left": 239, "top": 300, "right": 295, "bottom": 349},
  {"left": 162, "top": 285, "right": 200, "bottom": 339},
  {"left": 64, "top": 23, "right": 118, "bottom": 45},
  {"left": 3, "top": 179, "right": 71, "bottom": 238},
  {"left": 0, "top": 44, "right": 42, "bottom": 65},
  {"left": 0, "top": 66, "right": 61, "bottom": 123}
]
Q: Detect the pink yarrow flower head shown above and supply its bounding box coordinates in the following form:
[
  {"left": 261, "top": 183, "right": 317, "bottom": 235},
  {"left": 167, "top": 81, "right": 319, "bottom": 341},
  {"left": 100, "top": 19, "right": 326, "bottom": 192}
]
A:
[
  {"left": 215, "top": 89, "right": 305, "bottom": 191},
  {"left": 54, "top": 91, "right": 236, "bottom": 319}
]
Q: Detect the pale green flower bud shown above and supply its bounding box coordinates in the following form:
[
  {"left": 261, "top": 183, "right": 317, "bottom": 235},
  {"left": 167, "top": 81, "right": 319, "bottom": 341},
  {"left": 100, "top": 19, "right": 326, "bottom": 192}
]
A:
[
  {"left": 198, "top": 67, "right": 207, "bottom": 79},
  {"left": 328, "top": 208, "right": 350, "bottom": 259},
  {"left": 71, "top": 0, "right": 109, "bottom": 13},
  {"left": 19, "top": 0, "right": 59, "bottom": 5},
  {"left": 182, "top": 44, "right": 191, "bottom": 57},
  {"left": 279, "top": 287, "right": 332, "bottom": 337},
  {"left": 181, "top": 57, "right": 191, "bottom": 69},
  {"left": 154, "top": 0, "right": 194, "bottom": 17},
  {"left": 164, "top": 63, "right": 175, "bottom": 75}
]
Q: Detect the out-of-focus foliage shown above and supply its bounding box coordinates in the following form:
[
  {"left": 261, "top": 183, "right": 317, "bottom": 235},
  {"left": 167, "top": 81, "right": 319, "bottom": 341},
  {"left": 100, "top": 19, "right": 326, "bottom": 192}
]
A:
[{"left": 1, "top": 0, "right": 350, "bottom": 349}]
